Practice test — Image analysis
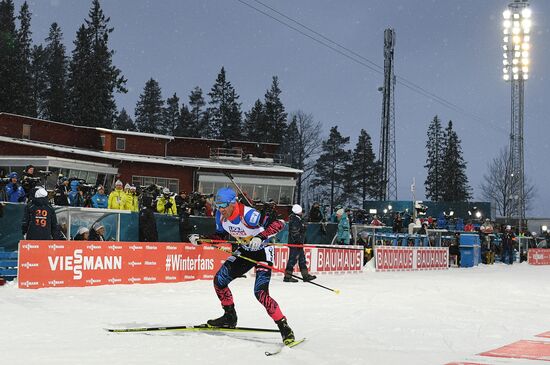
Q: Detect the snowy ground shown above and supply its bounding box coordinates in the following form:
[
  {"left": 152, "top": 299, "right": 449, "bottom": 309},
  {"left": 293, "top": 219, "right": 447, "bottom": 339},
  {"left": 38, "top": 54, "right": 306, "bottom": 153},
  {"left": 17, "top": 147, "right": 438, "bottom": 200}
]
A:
[{"left": 2, "top": 263, "right": 549, "bottom": 365}]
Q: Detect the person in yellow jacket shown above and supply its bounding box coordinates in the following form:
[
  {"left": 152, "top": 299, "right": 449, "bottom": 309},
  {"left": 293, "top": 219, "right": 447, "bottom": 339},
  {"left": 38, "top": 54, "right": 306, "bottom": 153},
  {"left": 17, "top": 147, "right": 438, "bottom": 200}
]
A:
[
  {"left": 157, "top": 187, "right": 177, "bottom": 215},
  {"left": 108, "top": 180, "right": 128, "bottom": 210},
  {"left": 124, "top": 185, "right": 139, "bottom": 212}
]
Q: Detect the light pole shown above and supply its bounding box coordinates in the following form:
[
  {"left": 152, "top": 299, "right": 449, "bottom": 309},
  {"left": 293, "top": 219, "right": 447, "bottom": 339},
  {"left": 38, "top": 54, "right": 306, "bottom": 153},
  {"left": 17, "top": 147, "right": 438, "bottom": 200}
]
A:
[{"left": 502, "top": 0, "right": 531, "bottom": 234}]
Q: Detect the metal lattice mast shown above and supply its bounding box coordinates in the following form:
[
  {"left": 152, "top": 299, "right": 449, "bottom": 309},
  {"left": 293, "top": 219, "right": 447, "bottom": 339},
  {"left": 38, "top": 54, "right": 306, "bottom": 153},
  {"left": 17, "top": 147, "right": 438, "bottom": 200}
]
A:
[
  {"left": 379, "top": 28, "right": 397, "bottom": 201},
  {"left": 502, "top": 0, "right": 530, "bottom": 233}
]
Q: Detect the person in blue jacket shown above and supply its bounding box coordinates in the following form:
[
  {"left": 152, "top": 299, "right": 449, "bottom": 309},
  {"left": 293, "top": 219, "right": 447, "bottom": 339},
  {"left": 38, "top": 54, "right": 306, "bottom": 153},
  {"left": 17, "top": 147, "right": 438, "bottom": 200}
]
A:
[
  {"left": 68, "top": 179, "right": 83, "bottom": 207},
  {"left": 5, "top": 172, "right": 26, "bottom": 203},
  {"left": 91, "top": 185, "right": 108, "bottom": 209}
]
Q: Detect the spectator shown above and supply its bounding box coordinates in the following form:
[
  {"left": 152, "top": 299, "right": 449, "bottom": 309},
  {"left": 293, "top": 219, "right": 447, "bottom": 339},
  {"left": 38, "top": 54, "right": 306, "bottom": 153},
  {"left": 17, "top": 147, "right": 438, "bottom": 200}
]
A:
[
  {"left": 449, "top": 232, "right": 461, "bottom": 267},
  {"left": 139, "top": 195, "right": 158, "bottom": 242},
  {"left": 68, "top": 179, "right": 84, "bottom": 207},
  {"left": 157, "top": 188, "right": 177, "bottom": 215},
  {"left": 308, "top": 202, "right": 324, "bottom": 223},
  {"left": 330, "top": 205, "right": 342, "bottom": 223},
  {"left": 178, "top": 201, "right": 194, "bottom": 243},
  {"left": 464, "top": 220, "right": 475, "bottom": 232},
  {"left": 74, "top": 227, "right": 90, "bottom": 241},
  {"left": 418, "top": 222, "right": 428, "bottom": 235},
  {"left": 336, "top": 208, "right": 350, "bottom": 245},
  {"left": 480, "top": 218, "right": 495, "bottom": 264},
  {"left": 125, "top": 185, "right": 139, "bottom": 212},
  {"left": 392, "top": 213, "right": 403, "bottom": 233},
  {"left": 370, "top": 215, "right": 384, "bottom": 226},
  {"left": 284, "top": 204, "right": 316, "bottom": 283},
  {"left": 89, "top": 223, "right": 106, "bottom": 241},
  {"left": 53, "top": 176, "right": 70, "bottom": 206},
  {"left": 22, "top": 188, "right": 59, "bottom": 240},
  {"left": 501, "top": 225, "right": 515, "bottom": 265},
  {"left": 108, "top": 180, "right": 127, "bottom": 210},
  {"left": 175, "top": 191, "right": 188, "bottom": 215},
  {"left": 91, "top": 185, "right": 108, "bottom": 209},
  {"left": 5, "top": 172, "right": 26, "bottom": 203}
]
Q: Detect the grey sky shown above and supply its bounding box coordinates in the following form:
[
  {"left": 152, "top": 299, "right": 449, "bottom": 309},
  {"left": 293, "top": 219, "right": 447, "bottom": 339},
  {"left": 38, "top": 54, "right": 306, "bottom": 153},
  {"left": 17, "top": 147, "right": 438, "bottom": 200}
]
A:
[{"left": 16, "top": 0, "right": 550, "bottom": 215}]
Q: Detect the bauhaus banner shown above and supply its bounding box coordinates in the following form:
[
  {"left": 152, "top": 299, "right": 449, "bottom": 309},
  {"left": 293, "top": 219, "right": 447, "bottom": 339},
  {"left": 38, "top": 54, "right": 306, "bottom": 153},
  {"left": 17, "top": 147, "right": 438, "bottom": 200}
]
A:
[{"left": 375, "top": 246, "right": 449, "bottom": 271}]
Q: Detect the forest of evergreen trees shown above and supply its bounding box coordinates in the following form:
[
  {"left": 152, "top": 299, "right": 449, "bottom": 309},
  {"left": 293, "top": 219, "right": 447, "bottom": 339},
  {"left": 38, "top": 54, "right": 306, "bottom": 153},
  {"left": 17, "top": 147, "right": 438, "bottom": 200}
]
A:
[{"left": 0, "top": 0, "right": 473, "bottom": 207}]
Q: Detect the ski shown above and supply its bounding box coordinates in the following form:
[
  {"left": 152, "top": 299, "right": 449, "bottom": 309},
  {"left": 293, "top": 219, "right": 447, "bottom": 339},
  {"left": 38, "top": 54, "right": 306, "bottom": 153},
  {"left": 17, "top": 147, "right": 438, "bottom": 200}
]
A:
[
  {"left": 265, "top": 337, "right": 306, "bottom": 356},
  {"left": 106, "top": 324, "right": 280, "bottom": 333}
]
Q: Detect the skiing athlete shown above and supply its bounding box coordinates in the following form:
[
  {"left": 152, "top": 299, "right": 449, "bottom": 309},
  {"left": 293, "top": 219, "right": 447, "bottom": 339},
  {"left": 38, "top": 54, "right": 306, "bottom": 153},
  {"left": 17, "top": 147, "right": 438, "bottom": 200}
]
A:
[{"left": 189, "top": 187, "right": 295, "bottom": 344}]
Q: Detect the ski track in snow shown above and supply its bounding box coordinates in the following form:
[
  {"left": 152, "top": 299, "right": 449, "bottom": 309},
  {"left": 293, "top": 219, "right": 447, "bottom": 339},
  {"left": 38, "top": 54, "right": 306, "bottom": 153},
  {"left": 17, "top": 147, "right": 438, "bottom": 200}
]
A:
[{"left": 1, "top": 263, "right": 549, "bottom": 365}]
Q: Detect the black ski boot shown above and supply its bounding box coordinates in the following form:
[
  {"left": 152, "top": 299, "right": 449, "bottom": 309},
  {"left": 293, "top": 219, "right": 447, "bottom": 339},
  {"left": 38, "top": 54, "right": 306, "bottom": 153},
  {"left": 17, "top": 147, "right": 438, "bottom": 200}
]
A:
[
  {"left": 275, "top": 317, "right": 295, "bottom": 345},
  {"left": 283, "top": 270, "right": 299, "bottom": 282},
  {"left": 207, "top": 304, "right": 237, "bottom": 328},
  {"left": 300, "top": 269, "right": 317, "bottom": 282}
]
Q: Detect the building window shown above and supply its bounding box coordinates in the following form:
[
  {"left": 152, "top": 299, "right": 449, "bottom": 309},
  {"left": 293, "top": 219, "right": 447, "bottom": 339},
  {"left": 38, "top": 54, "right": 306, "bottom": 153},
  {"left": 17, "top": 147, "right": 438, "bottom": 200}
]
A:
[
  {"left": 116, "top": 137, "right": 125, "bottom": 151},
  {"left": 132, "top": 175, "right": 179, "bottom": 193},
  {"left": 22, "top": 124, "right": 31, "bottom": 139},
  {"left": 100, "top": 135, "right": 105, "bottom": 148}
]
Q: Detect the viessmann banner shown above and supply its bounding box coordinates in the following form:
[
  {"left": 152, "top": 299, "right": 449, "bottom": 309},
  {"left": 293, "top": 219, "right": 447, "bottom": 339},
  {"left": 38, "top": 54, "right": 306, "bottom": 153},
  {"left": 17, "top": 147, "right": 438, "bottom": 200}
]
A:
[
  {"left": 375, "top": 246, "right": 449, "bottom": 271},
  {"left": 18, "top": 241, "right": 363, "bottom": 289}
]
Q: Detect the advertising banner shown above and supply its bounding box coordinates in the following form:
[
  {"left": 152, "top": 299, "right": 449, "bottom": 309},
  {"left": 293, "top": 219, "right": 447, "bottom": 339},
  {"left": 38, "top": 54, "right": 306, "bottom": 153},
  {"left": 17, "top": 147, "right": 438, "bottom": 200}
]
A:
[
  {"left": 18, "top": 241, "right": 364, "bottom": 289},
  {"left": 18, "top": 240, "right": 230, "bottom": 289},
  {"left": 272, "top": 245, "right": 363, "bottom": 274},
  {"left": 528, "top": 248, "right": 550, "bottom": 265},
  {"left": 375, "top": 246, "right": 449, "bottom": 271}
]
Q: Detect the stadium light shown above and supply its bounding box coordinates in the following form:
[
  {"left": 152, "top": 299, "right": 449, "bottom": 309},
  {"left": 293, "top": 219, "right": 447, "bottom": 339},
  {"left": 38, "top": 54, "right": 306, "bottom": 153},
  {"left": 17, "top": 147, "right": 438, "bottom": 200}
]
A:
[{"left": 502, "top": 1, "right": 531, "bottom": 81}]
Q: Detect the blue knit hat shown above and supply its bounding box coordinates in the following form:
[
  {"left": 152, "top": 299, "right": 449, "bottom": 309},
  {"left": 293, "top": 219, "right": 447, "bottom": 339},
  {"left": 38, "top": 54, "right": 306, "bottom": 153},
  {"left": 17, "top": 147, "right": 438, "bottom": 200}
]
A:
[
  {"left": 8, "top": 172, "right": 18, "bottom": 179},
  {"left": 215, "top": 187, "right": 237, "bottom": 205}
]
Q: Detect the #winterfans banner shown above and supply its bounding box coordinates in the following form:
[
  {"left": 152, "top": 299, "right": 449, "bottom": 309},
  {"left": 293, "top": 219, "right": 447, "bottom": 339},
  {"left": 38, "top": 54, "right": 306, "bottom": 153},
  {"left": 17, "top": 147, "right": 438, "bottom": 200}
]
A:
[
  {"left": 375, "top": 246, "right": 449, "bottom": 271},
  {"left": 528, "top": 249, "right": 550, "bottom": 265},
  {"left": 17, "top": 240, "right": 230, "bottom": 289}
]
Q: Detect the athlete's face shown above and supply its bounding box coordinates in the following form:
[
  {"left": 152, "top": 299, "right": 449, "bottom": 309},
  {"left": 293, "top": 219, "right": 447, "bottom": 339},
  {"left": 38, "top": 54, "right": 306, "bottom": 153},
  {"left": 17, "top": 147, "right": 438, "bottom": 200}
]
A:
[{"left": 218, "top": 202, "right": 235, "bottom": 219}]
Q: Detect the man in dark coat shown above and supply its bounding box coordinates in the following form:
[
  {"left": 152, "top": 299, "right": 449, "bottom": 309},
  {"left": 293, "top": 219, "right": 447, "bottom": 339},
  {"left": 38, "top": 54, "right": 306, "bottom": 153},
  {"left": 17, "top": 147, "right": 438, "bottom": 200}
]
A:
[
  {"left": 501, "top": 225, "right": 515, "bottom": 265},
  {"left": 284, "top": 204, "right": 316, "bottom": 283},
  {"left": 22, "top": 187, "right": 59, "bottom": 240},
  {"left": 139, "top": 194, "right": 158, "bottom": 242}
]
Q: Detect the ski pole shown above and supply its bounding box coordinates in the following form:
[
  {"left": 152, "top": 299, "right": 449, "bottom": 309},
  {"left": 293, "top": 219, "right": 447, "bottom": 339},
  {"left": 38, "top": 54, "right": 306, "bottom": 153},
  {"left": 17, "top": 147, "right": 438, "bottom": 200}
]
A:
[
  {"left": 199, "top": 238, "right": 361, "bottom": 251},
  {"left": 201, "top": 240, "right": 341, "bottom": 295}
]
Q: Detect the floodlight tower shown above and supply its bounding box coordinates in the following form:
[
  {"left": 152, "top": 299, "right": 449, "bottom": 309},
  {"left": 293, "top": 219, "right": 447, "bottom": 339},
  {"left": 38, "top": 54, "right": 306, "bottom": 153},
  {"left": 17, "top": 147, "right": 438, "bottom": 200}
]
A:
[
  {"left": 502, "top": 0, "right": 531, "bottom": 233},
  {"left": 379, "top": 28, "right": 397, "bottom": 201}
]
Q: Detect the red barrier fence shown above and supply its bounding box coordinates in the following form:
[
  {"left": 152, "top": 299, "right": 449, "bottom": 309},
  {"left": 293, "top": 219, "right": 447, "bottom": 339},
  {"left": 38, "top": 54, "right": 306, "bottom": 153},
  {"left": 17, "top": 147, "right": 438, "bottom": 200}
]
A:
[
  {"left": 528, "top": 248, "right": 550, "bottom": 265},
  {"left": 18, "top": 241, "right": 363, "bottom": 289}
]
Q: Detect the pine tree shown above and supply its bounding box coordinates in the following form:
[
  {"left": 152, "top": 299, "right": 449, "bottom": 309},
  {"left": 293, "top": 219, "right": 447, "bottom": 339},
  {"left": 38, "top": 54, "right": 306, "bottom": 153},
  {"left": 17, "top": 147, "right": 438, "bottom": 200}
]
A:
[
  {"left": 424, "top": 115, "right": 444, "bottom": 202},
  {"left": 311, "top": 126, "right": 351, "bottom": 212},
  {"left": 134, "top": 78, "right": 164, "bottom": 134},
  {"left": 0, "top": 0, "right": 20, "bottom": 113},
  {"left": 181, "top": 86, "right": 205, "bottom": 137},
  {"left": 263, "top": 76, "right": 287, "bottom": 145},
  {"left": 42, "top": 22, "right": 68, "bottom": 122},
  {"left": 15, "top": 1, "right": 34, "bottom": 116},
  {"left": 207, "top": 67, "right": 242, "bottom": 140},
  {"left": 351, "top": 129, "right": 381, "bottom": 207},
  {"left": 242, "top": 99, "right": 264, "bottom": 142},
  {"left": 162, "top": 93, "right": 180, "bottom": 136},
  {"left": 440, "top": 121, "right": 471, "bottom": 201},
  {"left": 67, "top": 0, "right": 126, "bottom": 127},
  {"left": 175, "top": 104, "right": 192, "bottom": 137},
  {"left": 113, "top": 108, "right": 135, "bottom": 131},
  {"left": 30, "top": 44, "right": 47, "bottom": 118}
]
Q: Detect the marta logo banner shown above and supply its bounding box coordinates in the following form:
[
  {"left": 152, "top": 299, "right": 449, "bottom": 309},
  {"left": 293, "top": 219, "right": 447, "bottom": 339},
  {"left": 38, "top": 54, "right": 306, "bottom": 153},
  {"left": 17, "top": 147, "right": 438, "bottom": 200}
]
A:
[
  {"left": 375, "top": 246, "right": 449, "bottom": 271},
  {"left": 17, "top": 240, "right": 229, "bottom": 289}
]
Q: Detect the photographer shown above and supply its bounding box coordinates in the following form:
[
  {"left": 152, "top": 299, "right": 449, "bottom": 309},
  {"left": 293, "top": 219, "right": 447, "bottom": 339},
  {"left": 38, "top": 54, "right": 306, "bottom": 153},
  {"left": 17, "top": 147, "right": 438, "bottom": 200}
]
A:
[
  {"left": 68, "top": 179, "right": 84, "bottom": 207},
  {"left": 139, "top": 194, "right": 158, "bottom": 242},
  {"left": 157, "top": 187, "right": 177, "bottom": 215},
  {"left": 5, "top": 172, "right": 26, "bottom": 203},
  {"left": 91, "top": 185, "right": 108, "bottom": 209},
  {"left": 53, "top": 176, "right": 70, "bottom": 206},
  {"left": 21, "top": 165, "right": 40, "bottom": 199},
  {"left": 175, "top": 191, "right": 188, "bottom": 215},
  {"left": 178, "top": 199, "right": 194, "bottom": 242}
]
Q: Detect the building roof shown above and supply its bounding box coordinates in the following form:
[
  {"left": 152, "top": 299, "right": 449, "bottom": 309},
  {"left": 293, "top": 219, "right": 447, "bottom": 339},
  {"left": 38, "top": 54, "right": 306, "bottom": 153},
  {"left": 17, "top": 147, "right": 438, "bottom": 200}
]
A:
[{"left": 0, "top": 136, "right": 302, "bottom": 174}]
